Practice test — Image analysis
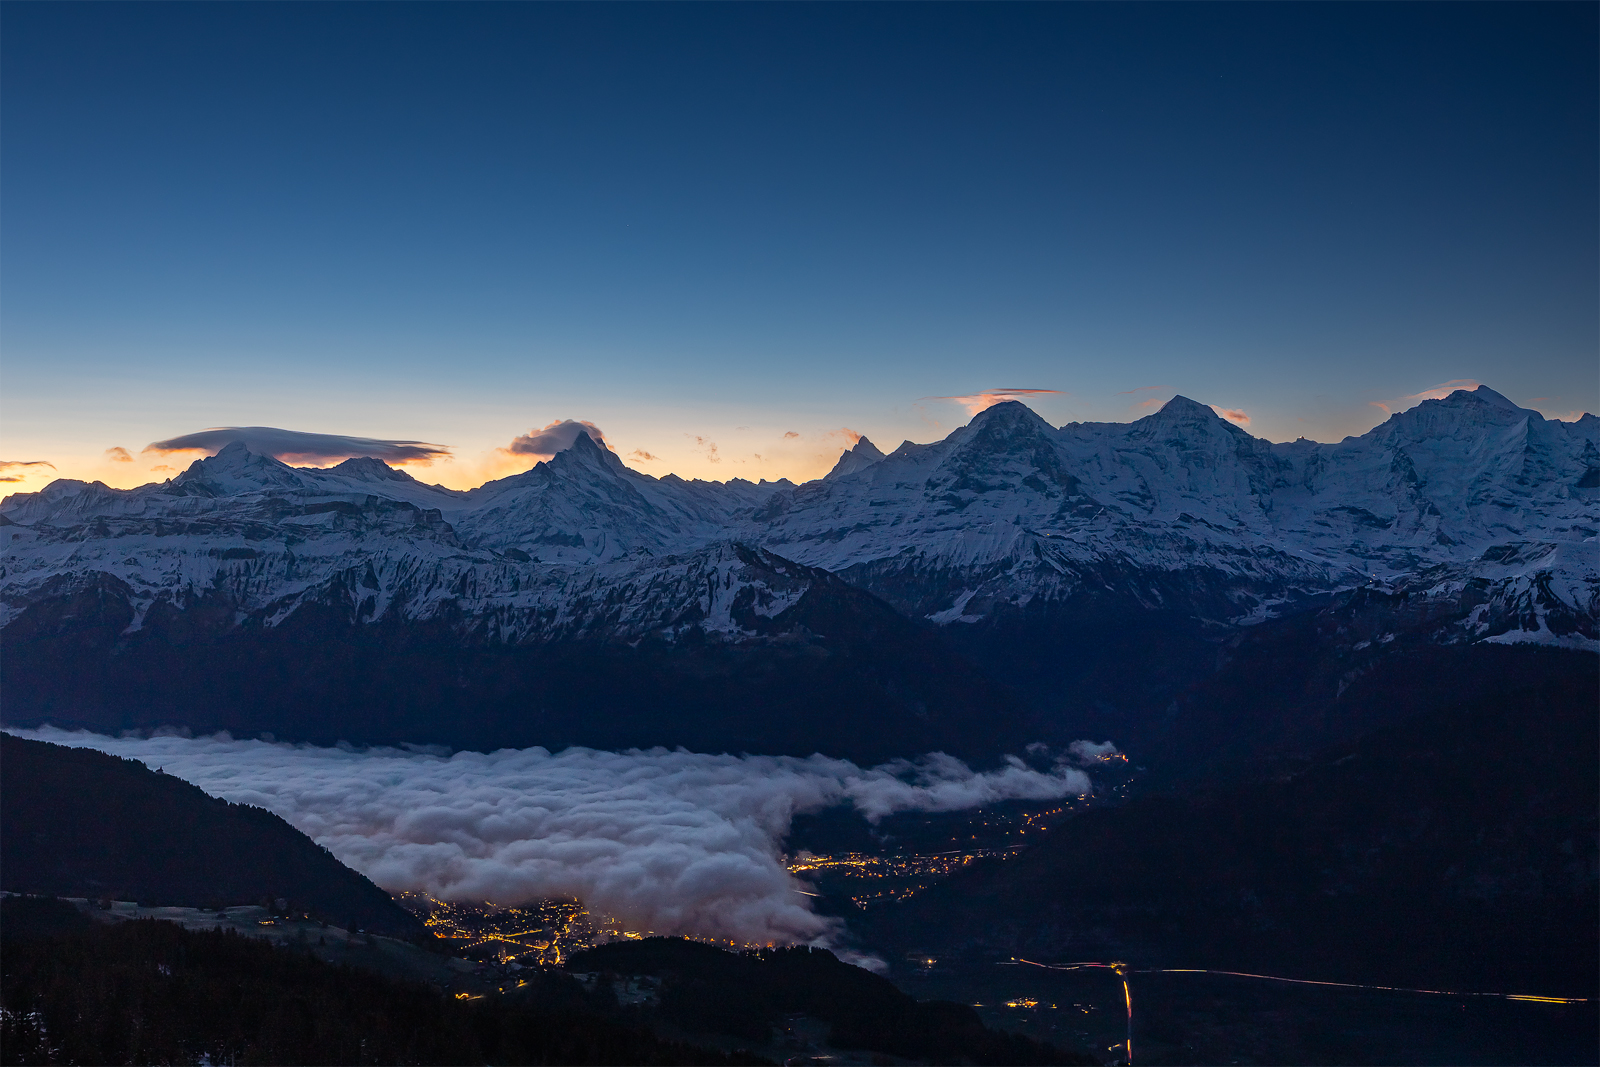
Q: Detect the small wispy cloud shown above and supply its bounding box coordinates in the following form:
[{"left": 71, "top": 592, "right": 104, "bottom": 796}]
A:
[
  {"left": 925, "top": 388, "right": 1064, "bottom": 416},
  {"left": 505, "top": 419, "right": 607, "bottom": 458},
  {"left": 0, "top": 460, "right": 56, "bottom": 483},
  {"left": 628, "top": 449, "right": 660, "bottom": 462},
  {"left": 1368, "top": 380, "right": 1486, "bottom": 420},
  {"left": 147, "top": 428, "right": 451, "bottom": 466},
  {"left": 686, "top": 434, "right": 720, "bottom": 463},
  {"left": 1118, "top": 386, "right": 1170, "bottom": 412},
  {"left": 1211, "top": 406, "right": 1250, "bottom": 427},
  {"left": 783, "top": 431, "right": 800, "bottom": 439},
  {"left": 1401, "top": 379, "right": 1482, "bottom": 403},
  {"left": 105, "top": 446, "right": 134, "bottom": 462}
]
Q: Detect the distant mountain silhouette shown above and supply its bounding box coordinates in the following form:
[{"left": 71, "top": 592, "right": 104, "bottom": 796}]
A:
[{"left": 0, "top": 733, "right": 422, "bottom": 937}]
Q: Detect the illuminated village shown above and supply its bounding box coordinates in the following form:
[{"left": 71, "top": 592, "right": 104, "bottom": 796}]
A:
[{"left": 396, "top": 795, "right": 1106, "bottom": 967}]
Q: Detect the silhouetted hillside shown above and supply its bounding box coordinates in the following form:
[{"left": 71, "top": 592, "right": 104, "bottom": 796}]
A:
[
  {"left": 0, "top": 903, "right": 764, "bottom": 1066},
  {"left": 869, "top": 650, "right": 1599, "bottom": 998},
  {"left": 952, "top": 607, "right": 1598, "bottom": 785},
  {"left": 568, "top": 937, "right": 1097, "bottom": 1065},
  {"left": 0, "top": 734, "right": 421, "bottom": 937}
]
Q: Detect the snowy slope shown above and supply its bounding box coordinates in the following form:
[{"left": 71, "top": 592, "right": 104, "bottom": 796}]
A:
[
  {"left": 747, "top": 389, "right": 1597, "bottom": 644},
  {"left": 2, "top": 387, "right": 1595, "bottom": 649}
]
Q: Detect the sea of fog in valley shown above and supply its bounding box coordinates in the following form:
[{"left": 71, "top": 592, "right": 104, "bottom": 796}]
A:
[{"left": 8, "top": 726, "right": 1110, "bottom": 949}]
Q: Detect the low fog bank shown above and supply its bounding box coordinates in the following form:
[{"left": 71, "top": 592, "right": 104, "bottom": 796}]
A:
[{"left": 10, "top": 728, "right": 1104, "bottom": 948}]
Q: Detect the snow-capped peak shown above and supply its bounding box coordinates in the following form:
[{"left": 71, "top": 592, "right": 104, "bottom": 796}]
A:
[
  {"left": 2, "top": 386, "right": 1593, "bottom": 652},
  {"left": 1130, "top": 394, "right": 1247, "bottom": 438},
  {"left": 172, "top": 441, "right": 316, "bottom": 493},
  {"left": 824, "top": 437, "right": 888, "bottom": 481},
  {"left": 1158, "top": 395, "right": 1223, "bottom": 419},
  {"left": 1458, "top": 385, "right": 1522, "bottom": 412},
  {"left": 546, "top": 425, "right": 629, "bottom": 474},
  {"left": 966, "top": 399, "right": 1056, "bottom": 430},
  {"left": 322, "top": 456, "right": 420, "bottom": 483}
]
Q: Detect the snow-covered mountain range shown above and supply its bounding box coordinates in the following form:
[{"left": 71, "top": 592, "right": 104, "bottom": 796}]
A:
[{"left": 4, "top": 386, "right": 1595, "bottom": 650}]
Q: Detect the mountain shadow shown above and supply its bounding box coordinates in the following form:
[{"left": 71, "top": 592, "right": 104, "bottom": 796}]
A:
[{"left": 0, "top": 549, "right": 1036, "bottom": 764}]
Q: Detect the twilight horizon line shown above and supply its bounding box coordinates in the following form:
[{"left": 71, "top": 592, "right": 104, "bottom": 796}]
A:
[
  {"left": 3, "top": 381, "right": 1590, "bottom": 499},
  {"left": 7, "top": 6, "right": 1592, "bottom": 506}
]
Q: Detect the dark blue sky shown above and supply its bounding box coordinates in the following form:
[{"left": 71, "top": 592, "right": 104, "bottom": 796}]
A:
[{"left": 4, "top": 2, "right": 1594, "bottom": 486}]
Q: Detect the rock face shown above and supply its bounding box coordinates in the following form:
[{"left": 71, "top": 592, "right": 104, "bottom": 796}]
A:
[{"left": 2, "top": 387, "right": 1594, "bottom": 759}]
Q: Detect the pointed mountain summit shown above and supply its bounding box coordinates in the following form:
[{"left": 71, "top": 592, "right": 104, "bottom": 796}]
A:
[
  {"left": 455, "top": 427, "right": 727, "bottom": 563},
  {"left": 469, "top": 427, "right": 630, "bottom": 502},
  {"left": 968, "top": 398, "right": 1054, "bottom": 428},
  {"left": 177, "top": 439, "right": 255, "bottom": 472},
  {"left": 824, "top": 437, "right": 887, "bottom": 481},
  {"left": 924, "top": 400, "right": 1085, "bottom": 502},
  {"left": 1124, "top": 395, "right": 1267, "bottom": 461},
  {"left": 1461, "top": 384, "right": 1522, "bottom": 412},
  {"left": 1366, "top": 383, "right": 1544, "bottom": 447},
  {"left": 1159, "top": 395, "right": 1221, "bottom": 418},
  {"left": 171, "top": 441, "right": 316, "bottom": 494},
  {"left": 1132, "top": 395, "right": 1243, "bottom": 434},
  {"left": 542, "top": 424, "right": 631, "bottom": 478},
  {"left": 948, "top": 400, "right": 1060, "bottom": 454},
  {"left": 1107, "top": 395, "right": 1285, "bottom": 509}
]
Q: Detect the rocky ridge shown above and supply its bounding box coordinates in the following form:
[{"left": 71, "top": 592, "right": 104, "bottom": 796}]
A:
[{"left": 3, "top": 386, "right": 1593, "bottom": 652}]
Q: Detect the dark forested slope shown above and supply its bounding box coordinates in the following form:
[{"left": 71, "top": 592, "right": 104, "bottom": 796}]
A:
[
  {"left": 0, "top": 733, "right": 420, "bottom": 937},
  {"left": 0, "top": 900, "right": 762, "bottom": 1067},
  {"left": 868, "top": 648, "right": 1599, "bottom": 998},
  {"left": 568, "top": 937, "right": 1096, "bottom": 1065}
]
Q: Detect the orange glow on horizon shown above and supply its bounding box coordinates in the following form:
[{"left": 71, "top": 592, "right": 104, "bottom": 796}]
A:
[
  {"left": 927, "top": 388, "right": 1065, "bottom": 416},
  {"left": 0, "top": 432, "right": 861, "bottom": 497},
  {"left": 9, "top": 384, "right": 1578, "bottom": 499}
]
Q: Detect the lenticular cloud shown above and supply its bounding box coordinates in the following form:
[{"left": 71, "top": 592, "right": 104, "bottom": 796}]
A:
[{"left": 11, "top": 728, "right": 1092, "bottom": 947}]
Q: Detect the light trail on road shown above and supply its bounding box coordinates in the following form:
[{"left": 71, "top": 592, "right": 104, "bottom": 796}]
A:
[
  {"left": 1120, "top": 973, "right": 1132, "bottom": 1065},
  {"left": 1143, "top": 967, "right": 1591, "bottom": 1004},
  {"left": 1010, "top": 956, "right": 1591, "bottom": 1066},
  {"left": 1012, "top": 957, "right": 1591, "bottom": 1003}
]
